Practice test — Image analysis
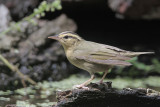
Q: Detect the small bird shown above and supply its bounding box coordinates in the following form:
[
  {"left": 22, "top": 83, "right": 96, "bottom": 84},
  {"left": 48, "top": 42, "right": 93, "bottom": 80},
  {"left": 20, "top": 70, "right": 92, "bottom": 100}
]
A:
[{"left": 48, "top": 31, "right": 154, "bottom": 89}]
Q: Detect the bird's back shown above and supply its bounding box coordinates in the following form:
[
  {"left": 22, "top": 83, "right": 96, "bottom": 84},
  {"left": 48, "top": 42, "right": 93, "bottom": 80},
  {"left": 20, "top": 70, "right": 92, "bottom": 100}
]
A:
[{"left": 75, "top": 40, "right": 153, "bottom": 59}]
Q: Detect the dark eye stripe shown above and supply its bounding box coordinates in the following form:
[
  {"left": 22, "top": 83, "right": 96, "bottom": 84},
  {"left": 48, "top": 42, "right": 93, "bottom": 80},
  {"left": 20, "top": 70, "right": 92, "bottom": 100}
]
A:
[
  {"left": 63, "top": 35, "right": 77, "bottom": 39},
  {"left": 63, "top": 36, "right": 70, "bottom": 39},
  {"left": 63, "top": 35, "right": 81, "bottom": 41}
]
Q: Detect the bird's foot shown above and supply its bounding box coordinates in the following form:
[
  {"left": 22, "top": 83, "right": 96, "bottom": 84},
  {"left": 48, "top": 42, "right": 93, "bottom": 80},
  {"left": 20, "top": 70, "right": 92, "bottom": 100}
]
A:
[
  {"left": 73, "top": 84, "right": 89, "bottom": 90},
  {"left": 97, "top": 80, "right": 103, "bottom": 84}
]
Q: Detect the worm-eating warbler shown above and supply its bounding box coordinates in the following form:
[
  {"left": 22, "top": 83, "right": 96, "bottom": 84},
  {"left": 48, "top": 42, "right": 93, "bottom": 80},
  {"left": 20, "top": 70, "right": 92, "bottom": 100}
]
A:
[{"left": 48, "top": 31, "right": 154, "bottom": 89}]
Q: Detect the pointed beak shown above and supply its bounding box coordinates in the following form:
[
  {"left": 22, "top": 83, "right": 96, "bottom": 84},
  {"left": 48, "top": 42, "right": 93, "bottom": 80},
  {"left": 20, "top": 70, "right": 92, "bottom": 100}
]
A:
[{"left": 48, "top": 35, "right": 59, "bottom": 40}]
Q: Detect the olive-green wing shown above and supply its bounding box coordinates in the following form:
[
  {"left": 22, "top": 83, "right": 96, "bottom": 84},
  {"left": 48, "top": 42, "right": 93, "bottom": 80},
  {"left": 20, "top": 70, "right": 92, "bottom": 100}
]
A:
[
  {"left": 74, "top": 41, "right": 132, "bottom": 66},
  {"left": 87, "top": 43, "right": 153, "bottom": 59},
  {"left": 74, "top": 41, "right": 153, "bottom": 66},
  {"left": 75, "top": 56, "right": 132, "bottom": 66},
  {"left": 75, "top": 41, "right": 132, "bottom": 61},
  {"left": 89, "top": 51, "right": 132, "bottom": 61},
  {"left": 87, "top": 44, "right": 132, "bottom": 61}
]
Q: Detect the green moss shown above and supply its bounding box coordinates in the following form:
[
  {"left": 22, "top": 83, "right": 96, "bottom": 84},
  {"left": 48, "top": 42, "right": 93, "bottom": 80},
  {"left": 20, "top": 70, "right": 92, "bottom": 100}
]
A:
[
  {"left": 16, "top": 100, "right": 36, "bottom": 107},
  {"left": 36, "top": 102, "right": 56, "bottom": 106},
  {"left": 144, "top": 76, "right": 160, "bottom": 87},
  {"left": 0, "top": 90, "right": 12, "bottom": 95},
  {"left": 0, "top": 97, "right": 10, "bottom": 101},
  {"left": 1, "top": 75, "right": 160, "bottom": 107},
  {"left": 15, "top": 87, "right": 36, "bottom": 95},
  {"left": 35, "top": 75, "right": 160, "bottom": 90}
]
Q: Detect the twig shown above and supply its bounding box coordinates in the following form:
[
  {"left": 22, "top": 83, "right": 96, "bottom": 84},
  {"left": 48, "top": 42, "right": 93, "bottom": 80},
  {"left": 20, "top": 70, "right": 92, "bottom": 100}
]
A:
[
  {"left": 0, "top": 54, "right": 36, "bottom": 85},
  {"left": 21, "top": 79, "right": 27, "bottom": 88}
]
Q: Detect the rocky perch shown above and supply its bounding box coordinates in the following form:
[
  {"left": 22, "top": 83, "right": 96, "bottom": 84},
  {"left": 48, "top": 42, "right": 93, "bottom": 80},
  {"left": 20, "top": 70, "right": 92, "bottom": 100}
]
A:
[{"left": 55, "top": 82, "right": 160, "bottom": 107}]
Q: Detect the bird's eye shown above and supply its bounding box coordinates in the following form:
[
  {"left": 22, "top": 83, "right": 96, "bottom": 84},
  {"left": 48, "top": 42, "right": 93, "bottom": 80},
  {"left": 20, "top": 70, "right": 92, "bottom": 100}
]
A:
[{"left": 63, "top": 35, "right": 70, "bottom": 39}]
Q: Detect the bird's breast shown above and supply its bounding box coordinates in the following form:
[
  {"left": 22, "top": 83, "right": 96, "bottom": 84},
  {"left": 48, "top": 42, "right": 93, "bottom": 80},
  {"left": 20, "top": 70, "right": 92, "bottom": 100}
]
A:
[{"left": 65, "top": 49, "right": 86, "bottom": 69}]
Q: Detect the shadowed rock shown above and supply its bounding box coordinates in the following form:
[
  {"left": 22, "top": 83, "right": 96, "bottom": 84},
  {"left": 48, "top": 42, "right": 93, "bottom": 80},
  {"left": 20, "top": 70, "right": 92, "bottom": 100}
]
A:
[{"left": 55, "top": 82, "right": 160, "bottom": 107}]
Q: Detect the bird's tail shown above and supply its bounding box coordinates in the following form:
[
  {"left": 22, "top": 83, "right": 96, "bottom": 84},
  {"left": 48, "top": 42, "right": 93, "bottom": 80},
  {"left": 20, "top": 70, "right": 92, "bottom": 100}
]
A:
[{"left": 124, "top": 51, "right": 154, "bottom": 57}]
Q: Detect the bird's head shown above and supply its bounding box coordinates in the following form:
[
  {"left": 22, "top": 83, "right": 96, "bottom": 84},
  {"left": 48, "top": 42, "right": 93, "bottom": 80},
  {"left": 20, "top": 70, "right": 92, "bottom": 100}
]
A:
[{"left": 48, "top": 31, "right": 83, "bottom": 49}]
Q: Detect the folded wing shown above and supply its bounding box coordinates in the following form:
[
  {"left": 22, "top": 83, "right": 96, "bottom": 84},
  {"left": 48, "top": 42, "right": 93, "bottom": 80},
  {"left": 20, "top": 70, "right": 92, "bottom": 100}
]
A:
[
  {"left": 75, "top": 56, "right": 132, "bottom": 66},
  {"left": 74, "top": 41, "right": 154, "bottom": 66}
]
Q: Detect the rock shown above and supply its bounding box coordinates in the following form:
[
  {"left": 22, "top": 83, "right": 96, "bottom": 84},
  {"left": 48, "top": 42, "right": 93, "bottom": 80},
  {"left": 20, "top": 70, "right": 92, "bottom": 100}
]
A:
[
  {"left": 0, "top": 19, "right": 39, "bottom": 50},
  {"left": 55, "top": 82, "right": 160, "bottom": 107},
  {"left": 0, "top": 4, "right": 11, "bottom": 32},
  {"left": 0, "top": 4, "right": 14, "bottom": 50},
  {"left": 108, "top": 0, "right": 160, "bottom": 19},
  {"left": 18, "top": 14, "right": 77, "bottom": 64},
  {"left": 0, "top": 14, "right": 77, "bottom": 90},
  {"left": 0, "top": 35, "right": 18, "bottom": 50},
  {"left": 0, "top": 0, "right": 39, "bottom": 20}
]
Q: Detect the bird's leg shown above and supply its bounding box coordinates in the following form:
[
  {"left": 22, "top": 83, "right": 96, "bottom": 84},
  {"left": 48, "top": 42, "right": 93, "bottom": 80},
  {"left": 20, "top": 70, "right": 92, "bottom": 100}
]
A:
[
  {"left": 73, "top": 74, "right": 95, "bottom": 89},
  {"left": 99, "top": 69, "right": 108, "bottom": 83},
  {"left": 80, "top": 74, "right": 95, "bottom": 87}
]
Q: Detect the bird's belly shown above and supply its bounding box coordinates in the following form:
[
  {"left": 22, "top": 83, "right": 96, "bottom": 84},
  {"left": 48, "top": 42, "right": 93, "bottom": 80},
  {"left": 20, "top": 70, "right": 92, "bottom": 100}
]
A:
[
  {"left": 68, "top": 58, "right": 109, "bottom": 74},
  {"left": 83, "top": 62, "right": 108, "bottom": 73}
]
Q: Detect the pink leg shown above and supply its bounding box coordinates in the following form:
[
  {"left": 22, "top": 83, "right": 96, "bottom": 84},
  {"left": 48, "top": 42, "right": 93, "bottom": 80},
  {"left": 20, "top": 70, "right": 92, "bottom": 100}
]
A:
[
  {"left": 73, "top": 74, "right": 95, "bottom": 89},
  {"left": 99, "top": 69, "right": 108, "bottom": 83},
  {"left": 79, "top": 74, "right": 95, "bottom": 87}
]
